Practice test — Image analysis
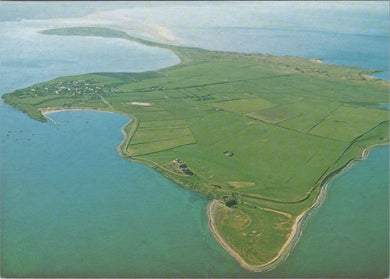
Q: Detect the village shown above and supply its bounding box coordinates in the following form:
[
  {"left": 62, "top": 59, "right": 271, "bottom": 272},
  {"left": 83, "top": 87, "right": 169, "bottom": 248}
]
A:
[{"left": 29, "top": 79, "right": 118, "bottom": 98}]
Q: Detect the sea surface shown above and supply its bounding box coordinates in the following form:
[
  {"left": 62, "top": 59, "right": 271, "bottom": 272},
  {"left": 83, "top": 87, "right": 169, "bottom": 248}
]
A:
[{"left": 1, "top": 2, "right": 389, "bottom": 277}]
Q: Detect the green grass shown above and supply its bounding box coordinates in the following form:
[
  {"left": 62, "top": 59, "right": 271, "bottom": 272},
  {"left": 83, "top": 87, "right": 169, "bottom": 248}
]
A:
[
  {"left": 128, "top": 120, "right": 196, "bottom": 155},
  {"left": 246, "top": 106, "right": 300, "bottom": 124},
  {"left": 130, "top": 127, "right": 193, "bottom": 144},
  {"left": 139, "top": 120, "right": 188, "bottom": 128},
  {"left": 128, "top": 134, "right": 196, "bottom": 156},
  {"left": 212, "top": 98, "right": 276, "bottom": 114},
  {"left": 309, "top": 105, "right": 389, "bottom": 142},
  {"left": 3, "top": 26, "right": 389, "bottom": 270},
  {"left": 212, "top": 202, "right": 294, "bottom": 266},
  {"left": 278, "top": 98, "right": 340, "bottom": 132}
]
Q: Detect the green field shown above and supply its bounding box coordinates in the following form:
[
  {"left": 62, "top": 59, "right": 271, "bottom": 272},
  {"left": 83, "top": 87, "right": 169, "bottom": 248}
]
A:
[{"left": 3, "top": 27, "right": 389, "bottom": 271}]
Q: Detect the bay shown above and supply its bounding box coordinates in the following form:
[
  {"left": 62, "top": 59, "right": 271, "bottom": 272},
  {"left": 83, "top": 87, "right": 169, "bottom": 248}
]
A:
[{"left": 0, "top": 109, "right": 249, "bottom": 277}]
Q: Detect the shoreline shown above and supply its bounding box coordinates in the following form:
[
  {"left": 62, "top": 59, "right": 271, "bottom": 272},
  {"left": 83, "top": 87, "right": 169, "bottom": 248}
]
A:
[
  {"left": 39, "top": 107, "right": 136, "bottom": 158},
  {"left": 207, "top": 199, "right": 316, "bottom": 272},
  {"left": 39, "top": 107, "right": 119, "bottom": 115},
  {"left": 39, "top": 104, "right": 389, "bottom": 273},
  {"left": 1, "top": 22, "right": 388, "bottom": 277},
  {"left": 207, "top": 142, "right": 389, "bottom": 272},
  {"left": 40, "top": 107, "right": 388, "bottom": 272}
]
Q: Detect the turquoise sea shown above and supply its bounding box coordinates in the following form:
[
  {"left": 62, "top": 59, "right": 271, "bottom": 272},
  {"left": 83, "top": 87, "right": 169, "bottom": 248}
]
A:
[
  {"left": 1, "top": 108, "right": 247, "bottom": 277},
  {"left": 1, "top": 2, "right": 389, "bottom": 277}
]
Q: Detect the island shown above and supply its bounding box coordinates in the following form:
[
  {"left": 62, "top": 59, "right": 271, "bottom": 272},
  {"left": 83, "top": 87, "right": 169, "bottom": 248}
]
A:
[{"left": 3, "top": 27, "right": 389, "bottom": 271}]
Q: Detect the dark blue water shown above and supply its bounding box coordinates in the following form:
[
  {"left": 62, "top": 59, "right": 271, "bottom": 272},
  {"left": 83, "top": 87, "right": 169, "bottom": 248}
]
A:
[{"left": 1, "top": 2, "right": 389, "bottom": 277}]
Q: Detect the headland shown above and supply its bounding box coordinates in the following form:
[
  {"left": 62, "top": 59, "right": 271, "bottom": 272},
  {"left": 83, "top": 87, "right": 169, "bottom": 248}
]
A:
[{"left": 2, "top": 26, "right": 389, "bottom": 271}]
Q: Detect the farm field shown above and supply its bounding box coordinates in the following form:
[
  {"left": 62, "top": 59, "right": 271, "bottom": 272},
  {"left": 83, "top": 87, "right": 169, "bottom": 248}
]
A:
[{"left": 2, "top": 27, "right": 389, "bottom": 271}]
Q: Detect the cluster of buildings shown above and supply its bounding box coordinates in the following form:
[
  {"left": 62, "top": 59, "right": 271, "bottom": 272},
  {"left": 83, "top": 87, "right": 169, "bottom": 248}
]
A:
[
  {"left": 172, "top": 158, "right": 195, "bottom": 176},
  {"left": 29, "top": 80, "right": 118, "bottom": 98}
]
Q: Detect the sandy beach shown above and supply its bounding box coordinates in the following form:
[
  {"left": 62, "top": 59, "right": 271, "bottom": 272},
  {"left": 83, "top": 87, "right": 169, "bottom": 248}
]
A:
[
  {"left": 39, "top": 107, "right": 135, "bottom": 155},
  {"left": 207, "top": 200, "right": 312, "bottom": 272},
  {"left": 41, "top": 106, "right": 387, "bottom": 272},
  {"left": 39, "top": 107, "right": 109, "bottom": 115},
  {"left": 310, "top": 58, "right": 323, "bottom": 64},
  {"left": 39, "top": 107, "right": 388, "bottom": 273},
  {"left": 207, "top": 142, "right": 388, "bottom": 272}
]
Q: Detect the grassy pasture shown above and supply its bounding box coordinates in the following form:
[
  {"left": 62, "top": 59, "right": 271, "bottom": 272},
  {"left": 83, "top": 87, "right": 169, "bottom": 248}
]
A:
[
  {"left": 128, "top": 135, "right": 196, "bottom": 156},
  {"left": 130, "top": 127, "right": 193, "bottom": 144},
  {"left": 278, "top": 99, "right": 341, "bottom": 132},
  {"left": 211, "top": 98, "right": 276, "bottom": 114},
  {"left": 309, "top": 105, "right": 389, "bottom": 142},
  {"left": 205, "top": 121, "right": 348, "bottom": 201},
  {"left": 139, "top": 120, "right": 188, "bottom": 128},
  {"left": 128, "top": 120, "right": 196, "bottom": 156},
  {"left": 314, "top": 120, "right": 389, "bottom": 180},
  {"left": 247, "top": 106, "right": 300, "bottom": 124},
  {"left": 225, "top": 181, "right": 255, "bottom": 189},
  {"left": 212, "top": 202, "right": 294, "bottom": 266}
]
